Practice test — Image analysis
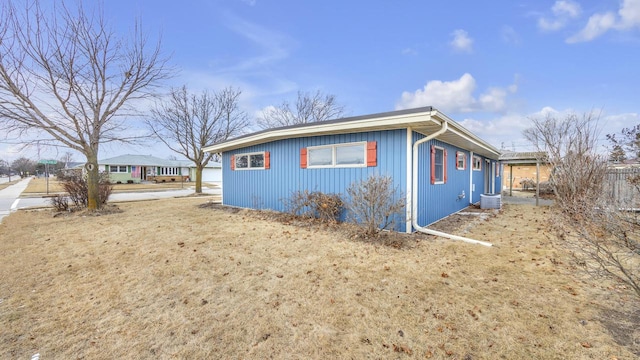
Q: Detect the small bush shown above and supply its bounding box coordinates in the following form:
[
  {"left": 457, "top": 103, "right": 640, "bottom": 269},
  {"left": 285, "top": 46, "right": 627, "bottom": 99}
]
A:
[
  {"left": 50, "top": 194, "right": 69, "bottom": 212},
  {"left": 519, "top": 178, "right": 536, "bottom": 190},
  {"left": 60, "top": 172, "right": 113, "bottom": 208},
  {"left": 345, "top": 174, "right": 405, "bottom": 238},
  {"left": 284, "top": 190, "right": 343, "bottom": 223},
  {"left": 127, "top": 180, "right": 134, "bottom": 184}
]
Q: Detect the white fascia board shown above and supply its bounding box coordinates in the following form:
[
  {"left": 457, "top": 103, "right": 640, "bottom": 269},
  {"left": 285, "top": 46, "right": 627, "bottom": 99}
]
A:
[
  {"left": 203, "top": 110, "right": 438, "bottom": 153},
  {"left": 432, "top": 110, "right": 501, "bottom": 158}
]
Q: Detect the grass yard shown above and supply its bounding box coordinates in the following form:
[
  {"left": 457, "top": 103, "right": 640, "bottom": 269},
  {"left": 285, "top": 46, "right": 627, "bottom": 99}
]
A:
[
  {"left": 0, "top": 179, "right": 21, "bottom": 191},
  {"left": 0, "top": 199, "right": 638, "bottom": 359}
]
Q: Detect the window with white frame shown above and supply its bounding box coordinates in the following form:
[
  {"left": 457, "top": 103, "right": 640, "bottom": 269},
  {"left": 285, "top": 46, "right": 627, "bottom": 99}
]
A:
[
  {"left": 456, "top": 151, "right": 466, "bottom": 170},
  {"left": 433, "top": 146, "right": 445, "bottom": 183},
  {"left": 160, "top": 167, "right": 181, "bottom": 175},
  {"left": 235, "top": 152, "right": 265, "bottom": 170},
  {"left": 472, "top": 156, "right": 482, "bottom": 171},
  {"left": 308, "top": 142, "right": 366, "bottom": 168},
  {"left": 109, "top": 165, "right": 127, "bottom": 173}
]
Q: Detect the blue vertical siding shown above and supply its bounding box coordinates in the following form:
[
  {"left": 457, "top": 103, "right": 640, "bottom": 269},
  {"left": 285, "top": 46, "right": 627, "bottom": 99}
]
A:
[
  {"left": 471, "top": 156, "right": 485, "bottom": 203},
  {"left": 221, "top": 128, "right": 499, "bottom": 232},
  {"left": 222, "top": 129, "right": 409, "bottom": 231},
  {"left": 413, "top": 133, "right": 474, "bottom": 226}
]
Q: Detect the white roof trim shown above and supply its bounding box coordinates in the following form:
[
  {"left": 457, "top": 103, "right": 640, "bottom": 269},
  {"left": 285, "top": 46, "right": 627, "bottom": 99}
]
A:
[{"left": 203, "top": 107, "right": 500, "bottom": 158}]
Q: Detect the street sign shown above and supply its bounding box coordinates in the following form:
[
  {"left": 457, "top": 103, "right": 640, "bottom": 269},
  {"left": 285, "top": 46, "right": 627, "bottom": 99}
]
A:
[{"left": 38, "top": 159, "right": 57, "bottom": 165}]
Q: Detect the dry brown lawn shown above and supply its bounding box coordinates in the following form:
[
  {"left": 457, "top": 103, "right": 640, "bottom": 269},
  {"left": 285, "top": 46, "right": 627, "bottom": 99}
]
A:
[
  {"left": 0, "top": 179, "right": 21, "bottom": 191},
  {"left": 0, "top": 199, "right": 638, "bottom": 359}
]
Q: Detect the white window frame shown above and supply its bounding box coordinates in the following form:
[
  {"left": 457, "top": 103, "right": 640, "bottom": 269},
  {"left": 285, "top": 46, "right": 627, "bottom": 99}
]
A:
[
  {"left": 235, "top": 151, "right": 266, "bottom": 170},
  {"left": 160, "top": 167, "right": 181, "bottom": 175},
  {"left": 307, "top": 141, "right": 367, "bottom": 168},
  {"left": 456, "top": 151, "right": 466, "bottom": 170},
  {"left": 433, "top": 146, "right": 445, "bottom": 184},
  {"left": 472, "top": 156, "right": 482, "bottom": 171},
  {"left": 109, "top": 165, "right": 127, "bottom": 173}
]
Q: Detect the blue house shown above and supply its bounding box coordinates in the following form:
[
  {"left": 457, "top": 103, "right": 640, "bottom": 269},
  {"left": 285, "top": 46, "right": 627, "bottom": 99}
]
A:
[{"left": 203, "top": 107, "right": 501, "bottom": 235}]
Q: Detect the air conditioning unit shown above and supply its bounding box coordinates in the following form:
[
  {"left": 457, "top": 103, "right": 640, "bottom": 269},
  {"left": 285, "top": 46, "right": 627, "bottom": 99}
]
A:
[{"left": 480, "top": 193, "right": 501, "bottom": 209}]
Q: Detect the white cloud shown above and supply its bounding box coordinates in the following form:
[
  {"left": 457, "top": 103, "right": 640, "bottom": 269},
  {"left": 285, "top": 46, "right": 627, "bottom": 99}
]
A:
[
  {"left": 501, "top": 26, "right": 521, "bottom": 45},
  {"left": 619, "top": 0, "right": 640, "bottom": 27},
  {"left": 449, "top": 29, "right": 473, "bottom": 53},
  {"left": 459, "top": 107, "right": 639, "bottom": 154},
  {"left": 553, "top": 0, "right": 581, "bottom": 18},
  {"left": 220, "top": 13, "right": 293, "bottom": 72},
  {"left": 568, "top": 0, "right": 640, "bottom": 43},
  {"left": 395, "top": 73, "right": 517, "bottom": 114},
  {"left": 567, "top": 12, "right": 617, "bottom": 42},
  {"left": 401, "top": 47, "right": 418, "bottom": 56},
  {"left": 537, "top": 0, "right": 582, "bottom": 31}
]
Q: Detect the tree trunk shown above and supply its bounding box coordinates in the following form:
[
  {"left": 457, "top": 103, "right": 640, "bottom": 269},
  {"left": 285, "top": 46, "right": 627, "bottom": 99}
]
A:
[
  {"left": 195, "top": 165, "right": 203, "bottom": 194},
  {"left": 86, "top": 152, "right": 100, "bottom": 210}
]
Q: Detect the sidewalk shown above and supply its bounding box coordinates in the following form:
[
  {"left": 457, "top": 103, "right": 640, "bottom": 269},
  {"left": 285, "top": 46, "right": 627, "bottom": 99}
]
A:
[{"left": 0, "top": 177, "right": 33, "bottom": 223}]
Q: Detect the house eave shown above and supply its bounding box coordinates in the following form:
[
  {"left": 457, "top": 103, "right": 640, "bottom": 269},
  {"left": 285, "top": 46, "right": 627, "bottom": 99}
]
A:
[{"left": 203, "top": 107, "right": 500, "bottom": 159}]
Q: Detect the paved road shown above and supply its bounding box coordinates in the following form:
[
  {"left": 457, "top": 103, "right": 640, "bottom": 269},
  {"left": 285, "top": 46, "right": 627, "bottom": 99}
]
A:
[{"left": 0, "top": 178, "right": 221, "bottom": 223}]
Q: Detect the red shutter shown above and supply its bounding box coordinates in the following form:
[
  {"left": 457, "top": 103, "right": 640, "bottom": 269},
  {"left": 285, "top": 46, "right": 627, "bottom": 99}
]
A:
[
  {"left": 264, "top": 151, "right": 270, "bottom": 169},
  {"left": 430, "top": 145, "right": 436, "bottom": 184},
  {"left": 464, "top": 153, "right": 467, "bottom": 170},
  {"left": 300, "top": 148, "right": 307, "bottom": 169},
  {"left": 230, "top": 155, "right": 235, "bottom": 170},
  {"left": 443, "top": 149, "right": 448, "bottom": 183},
  {"left": 367, "top": 141, "right": 377, "bottom": 167}
]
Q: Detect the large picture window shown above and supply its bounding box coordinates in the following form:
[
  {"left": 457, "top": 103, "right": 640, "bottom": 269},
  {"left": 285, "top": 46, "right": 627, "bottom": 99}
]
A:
[
  {"left": 308, "top": 142, "right": 366, "bottom": 168},
  {"left": 233, "top": 152, "right": 268, "bottom": 170}
]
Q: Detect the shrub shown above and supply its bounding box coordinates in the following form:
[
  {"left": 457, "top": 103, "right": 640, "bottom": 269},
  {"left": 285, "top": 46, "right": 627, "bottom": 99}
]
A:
[
  {"left": 284, "top": 190, "right": 343, "bottom": 223},
  {"left": 60, "top": 172, "right": 113, "bottom": 208},
  {"left": 50, "top": 194, "right": 70, "bottom": 212},
  {"left": 345, "top": 174, "right": 405, "bottom": 238}
]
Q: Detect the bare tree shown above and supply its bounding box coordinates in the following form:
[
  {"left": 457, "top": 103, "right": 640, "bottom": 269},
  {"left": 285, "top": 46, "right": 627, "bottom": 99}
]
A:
[
  {"left": 0, "top": 1, "right": 171, "bottom": 210},
  {"left": 524, "top": 112, "right": 639, "bottom": 297},
  {"left": 11, "top": 157, "right": 36, "bottom": 178},
  {"left": 607, "top": 124, "right": 640, "bottom": 161},
  {"left": 147, "top": 86, "right": 248, "bottom": 193},
  {"left": 60, "top": 151, "right": 75, "bottom": 169},
  {"left": 256, "top": 90, "right": 346, "bottom": 129},
  {"left": 0, "top": 159, "right": 9, "bottom": 176}
]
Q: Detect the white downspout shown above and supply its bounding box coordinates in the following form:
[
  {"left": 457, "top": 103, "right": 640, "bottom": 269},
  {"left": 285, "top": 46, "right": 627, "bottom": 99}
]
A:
[
  {"left": 411, "top": 120, "right": 492, "bottom": 247},
  {"left": 469, "top": 151, "right": 474, "bottom": 204},
  {"left": 405, "top": 127, "right": 413, "bottom": 233}
]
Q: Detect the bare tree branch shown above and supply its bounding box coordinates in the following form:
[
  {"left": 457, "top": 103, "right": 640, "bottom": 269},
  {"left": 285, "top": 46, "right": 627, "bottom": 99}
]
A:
[
  {"left": 0, "top": 0, "right": 172, "bottom": 209},
  {"left": 256, "top": 90, "right": 346, "bottom": 129},
  {"left": 525, "top": 112, "right": 639, "bottom": 297},
  {"left": 147, "top": 86, "right": 248, "bottom": 193}
]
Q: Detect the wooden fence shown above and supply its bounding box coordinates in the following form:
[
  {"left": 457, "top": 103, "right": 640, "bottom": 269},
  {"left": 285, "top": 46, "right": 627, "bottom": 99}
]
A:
[{"left": 605, "top": 167, "right": 640, "bottom": 209}]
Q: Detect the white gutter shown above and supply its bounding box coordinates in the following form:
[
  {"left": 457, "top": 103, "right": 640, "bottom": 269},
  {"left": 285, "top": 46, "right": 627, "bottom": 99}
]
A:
[{"left": 411, "top": 119, "right": 493, "bottom": 247}]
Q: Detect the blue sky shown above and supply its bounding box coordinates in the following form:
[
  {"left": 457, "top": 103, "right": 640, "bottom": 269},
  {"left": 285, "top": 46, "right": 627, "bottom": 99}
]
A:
[{"left": 2, "top": 0, "right": 640, "bottom": 162}]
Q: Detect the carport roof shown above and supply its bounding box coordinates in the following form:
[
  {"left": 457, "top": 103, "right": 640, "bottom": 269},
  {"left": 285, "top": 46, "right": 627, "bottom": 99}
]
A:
[{"left": 499, "top": 151, "right": 548, "bottom": 164}]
